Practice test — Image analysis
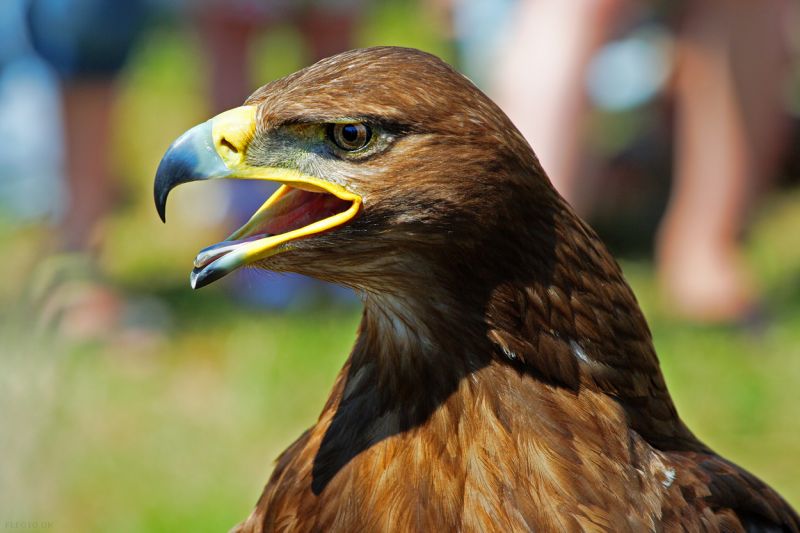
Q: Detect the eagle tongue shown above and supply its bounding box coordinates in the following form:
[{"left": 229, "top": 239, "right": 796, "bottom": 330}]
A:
[{"left": 193, "top": 235, "right": 267, "bottom": 269}]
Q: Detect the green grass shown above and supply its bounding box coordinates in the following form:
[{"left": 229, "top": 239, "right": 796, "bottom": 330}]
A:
[
  {"left": 2, "top": 3, "right": 800, "bottom": 530},
  {"left": 2, "top": 296, "right": 362, "bottom": 532}
]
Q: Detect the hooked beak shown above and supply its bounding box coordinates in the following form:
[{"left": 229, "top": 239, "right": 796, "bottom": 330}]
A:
[{"left": 154, "top": 106, "right": 361, "bottom": 289}]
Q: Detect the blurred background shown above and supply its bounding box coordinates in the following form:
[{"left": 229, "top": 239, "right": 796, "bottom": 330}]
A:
[{"left": 1, "top": 0, "right": 799, "bottom": 530}]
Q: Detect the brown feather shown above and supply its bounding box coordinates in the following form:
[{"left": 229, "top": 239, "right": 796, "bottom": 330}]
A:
[{"left": 227, "top": 47, "right": 799, "bottom": 532}]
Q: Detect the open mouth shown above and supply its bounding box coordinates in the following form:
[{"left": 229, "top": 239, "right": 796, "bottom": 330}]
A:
[
  {"left": 153, "top": 105, "right": 363, "bottom": 289},
  {"left": 190, "top": 183, "right": 359, "bottom": 288}
]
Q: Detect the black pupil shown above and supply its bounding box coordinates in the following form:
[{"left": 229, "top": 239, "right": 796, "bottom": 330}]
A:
[{"left": 341, "top": 125, "right": 360, "bottom": 143}]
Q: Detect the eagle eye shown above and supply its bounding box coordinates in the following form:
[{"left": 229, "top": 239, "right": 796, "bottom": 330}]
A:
[{"left": 329, "top": 123, "right": 371, "bottom": 151}]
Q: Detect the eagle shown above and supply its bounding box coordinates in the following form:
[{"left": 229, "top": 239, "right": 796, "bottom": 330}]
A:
[{"left": 154, "top": 47, "right": 799, "bottom": 532}]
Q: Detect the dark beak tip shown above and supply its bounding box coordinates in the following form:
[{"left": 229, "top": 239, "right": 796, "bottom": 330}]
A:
[
  {"left": 153, "top": 119, "right": 225, "bottom": 226},
  {"left": 153, "top": 141, "right": 194, "bottom": 224},
  {"left": 153, "top": 153, "right": 174, "bottom": 223},
  {"left": 154, "top": 187, "right": 168, "bottom": 223},
  {"left": 155, "top": 201, "right": 167, "bottom": 223}
]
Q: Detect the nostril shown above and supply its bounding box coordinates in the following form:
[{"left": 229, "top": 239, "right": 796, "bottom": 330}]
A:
[{"left": 220, "top": 136, "right": 238, "bottom": 153}]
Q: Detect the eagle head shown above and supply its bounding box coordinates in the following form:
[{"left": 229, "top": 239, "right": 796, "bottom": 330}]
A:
[{"left": 154, "top": 47, "right": 554, "bottom": 293}]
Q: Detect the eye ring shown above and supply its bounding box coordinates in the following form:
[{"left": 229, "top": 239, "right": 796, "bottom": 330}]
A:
[{"left": 329, "top": 123, "right": 371, "bottom": 151}]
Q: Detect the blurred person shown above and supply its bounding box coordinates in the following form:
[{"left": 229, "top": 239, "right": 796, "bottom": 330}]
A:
[
  {"left": 455, "top": 0, "right": 793, "bottom": 323},
  {"left": 25, "top": 0, "right": 363, "bottom": 335},
  {"left": 25, "top": 0, "right": 150, "bottom": 339},
  {"left": 26, "top": 0, "right": 146, "bottom": 252}
]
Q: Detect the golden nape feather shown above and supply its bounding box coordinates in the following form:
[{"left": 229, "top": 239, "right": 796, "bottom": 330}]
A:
[{"left": 153, "top": 47, "right": 799, "bottom": 532}]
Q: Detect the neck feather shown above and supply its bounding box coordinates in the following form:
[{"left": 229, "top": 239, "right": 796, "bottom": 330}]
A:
[{"left": 331, "top": 195, "right": 699, "bottom": 450}]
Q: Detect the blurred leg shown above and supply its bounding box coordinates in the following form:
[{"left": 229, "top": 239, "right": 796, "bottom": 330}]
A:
[
  {"left": 60, "top": 81, "right": 117, "bottom": 252},
  {"left": 656, "top": 0, "right": 790, "bottom": 322},
  {"left": 27, "top": 0, "right": 147, "bottom": 251},
  {"left": 490, "top": 0, "right": 627, "bottom": 212},
  {"left": 193, "top": 7, "right": 261, "bottom": 111},
  {"left": 34, "top": 80, "right": 125, "bottom": 340},
  {"left": 729, "top": 0, "right": 791, "bottom": 190},
  {"left": 299, "top": 8, "right": 361, "bottom": 61},
  {"left": 26, "top": 0, "right": 150, "bottom": 340}
]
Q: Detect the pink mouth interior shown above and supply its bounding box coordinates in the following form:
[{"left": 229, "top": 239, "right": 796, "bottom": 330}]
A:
[
  {"left": 193, "top": 187, "right": 352, "bottom": 270},
  {"left": 256, "top": 187, "right": 352, "bottom": 236}
]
